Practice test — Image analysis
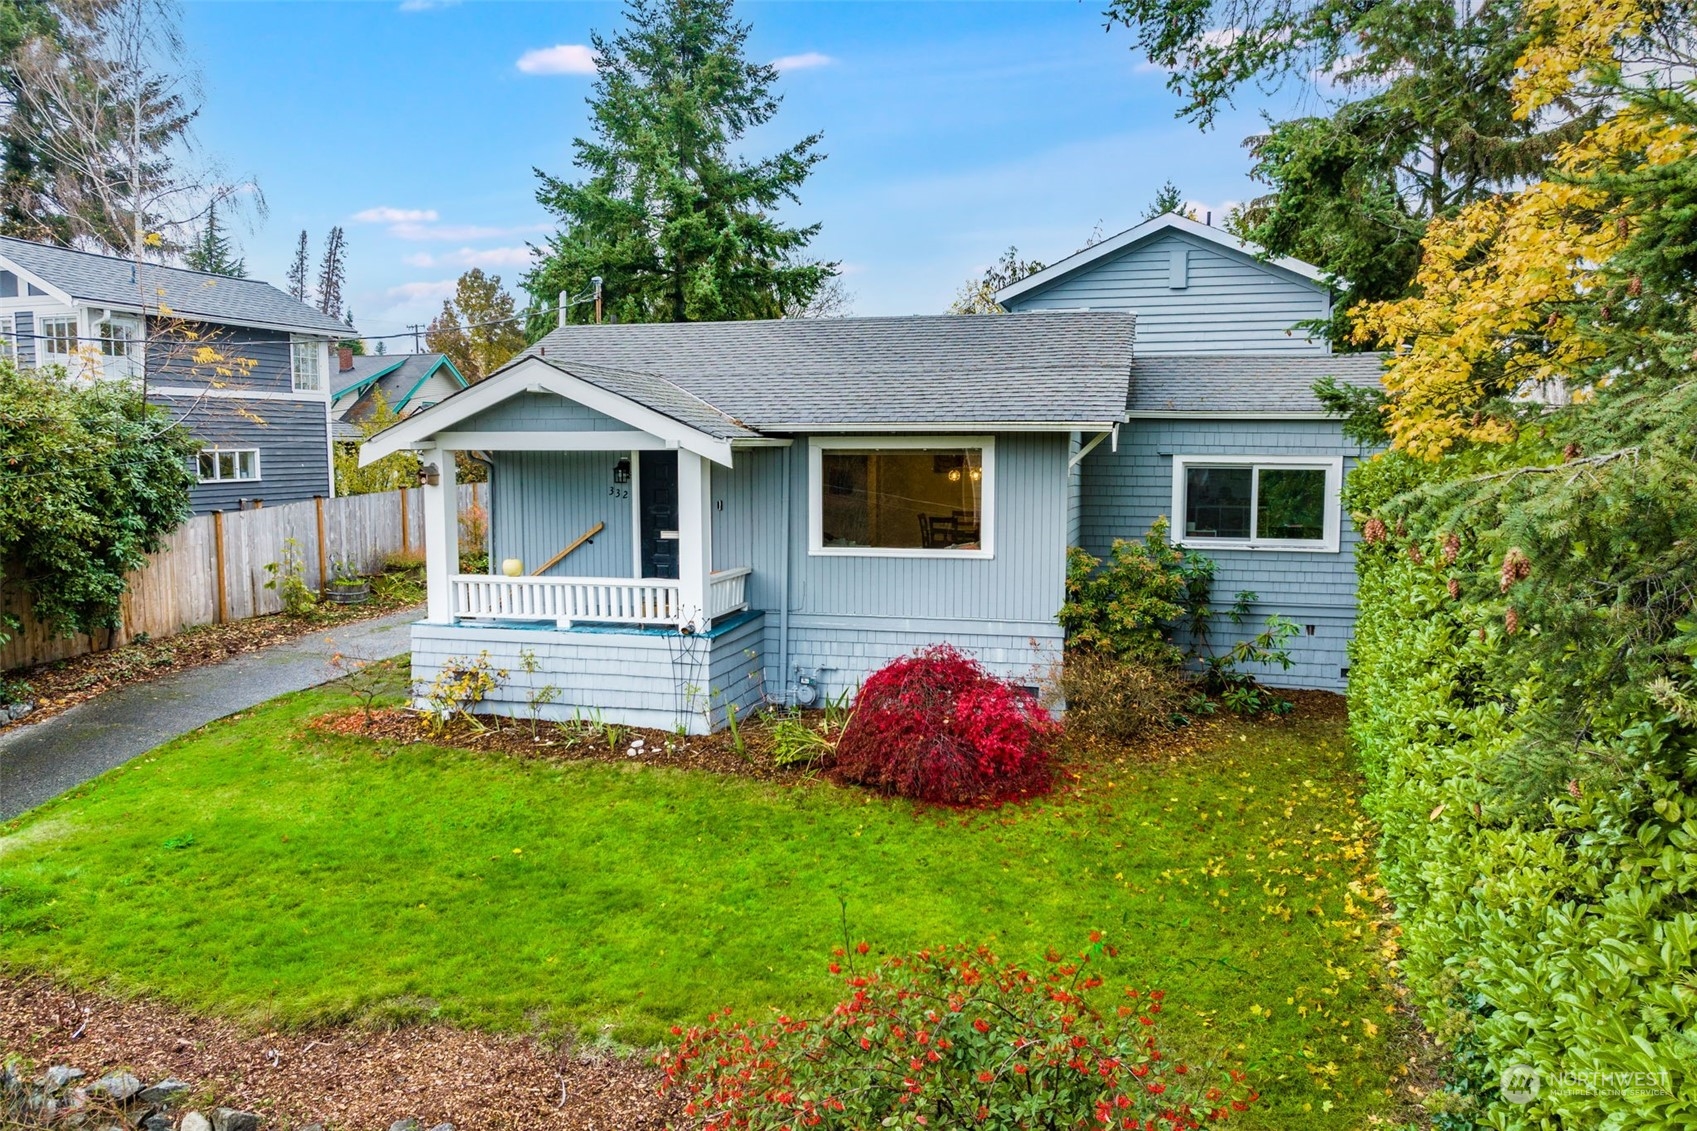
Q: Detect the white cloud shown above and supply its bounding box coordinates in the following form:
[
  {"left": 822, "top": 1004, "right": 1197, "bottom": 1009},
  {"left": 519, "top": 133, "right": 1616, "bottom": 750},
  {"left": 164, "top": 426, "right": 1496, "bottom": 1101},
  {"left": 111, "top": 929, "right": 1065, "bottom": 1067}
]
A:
[
  {"left": 398, "top": 246, "right": 533, "bottom": 273},
  {"left": 388, "top": 221, "right": 548, "bottom": 242},
  {"left": 517, "top": 44, "right": 598, "bottom": 75},
  {"left": 772, "top": 51, "right": 833, "bottom": 72},
  {"left": 353, "top": 206, "right": 439, "bottom": 224},
  {"left": 385, "top": 279, "right": 457, "bottom": 305}
]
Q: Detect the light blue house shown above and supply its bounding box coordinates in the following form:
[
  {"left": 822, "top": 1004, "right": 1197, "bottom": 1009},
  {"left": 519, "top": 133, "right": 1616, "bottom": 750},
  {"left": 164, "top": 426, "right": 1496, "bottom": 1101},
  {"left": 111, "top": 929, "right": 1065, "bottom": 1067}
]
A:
[{"left": 362, "top": 214, "right": 1382, "bottom": 732}]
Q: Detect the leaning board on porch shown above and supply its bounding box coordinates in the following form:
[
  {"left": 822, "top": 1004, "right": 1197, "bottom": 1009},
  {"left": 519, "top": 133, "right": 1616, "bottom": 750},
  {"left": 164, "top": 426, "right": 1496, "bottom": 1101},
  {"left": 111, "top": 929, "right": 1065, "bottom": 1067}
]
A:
[{"left": 0, "top": 485, "right": 479, "bottom": 672}]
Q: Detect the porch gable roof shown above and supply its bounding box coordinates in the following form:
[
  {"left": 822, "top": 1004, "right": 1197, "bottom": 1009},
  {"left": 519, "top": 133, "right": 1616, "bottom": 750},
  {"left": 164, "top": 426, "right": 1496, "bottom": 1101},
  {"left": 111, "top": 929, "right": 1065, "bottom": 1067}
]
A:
[{"left": 357, "top": 355, "right": 750, "bottom": 467}]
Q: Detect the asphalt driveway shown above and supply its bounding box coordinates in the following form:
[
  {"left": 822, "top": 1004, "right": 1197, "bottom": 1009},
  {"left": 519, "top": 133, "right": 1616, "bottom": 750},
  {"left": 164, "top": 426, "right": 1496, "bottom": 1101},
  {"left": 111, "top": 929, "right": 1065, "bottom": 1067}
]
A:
[{"left": 0, "top": 610, "right": 418, "bottom": 821}]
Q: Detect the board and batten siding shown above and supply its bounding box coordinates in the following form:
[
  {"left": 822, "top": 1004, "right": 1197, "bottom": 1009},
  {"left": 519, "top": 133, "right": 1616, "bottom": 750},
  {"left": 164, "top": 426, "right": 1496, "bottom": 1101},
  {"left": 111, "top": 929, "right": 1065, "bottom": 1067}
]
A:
[
  {"left": 489, "top": 451, "right": 636, "bottom": 578},
  {"left": 1002, "top": 230, "right": 1331, "bottom": 355},
  {"left": 154, "top": 394, "right": 331, "bottom": 513},
  {"left": 1078, "top": 418, "right": 1372, "bottom": 690}
]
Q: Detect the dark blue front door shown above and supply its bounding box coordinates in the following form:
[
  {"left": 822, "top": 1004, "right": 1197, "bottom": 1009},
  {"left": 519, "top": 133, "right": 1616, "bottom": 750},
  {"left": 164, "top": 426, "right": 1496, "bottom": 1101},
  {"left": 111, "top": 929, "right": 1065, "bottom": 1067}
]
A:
[{"left": 638, "top": 450, "right": 679, "bottom": 579}]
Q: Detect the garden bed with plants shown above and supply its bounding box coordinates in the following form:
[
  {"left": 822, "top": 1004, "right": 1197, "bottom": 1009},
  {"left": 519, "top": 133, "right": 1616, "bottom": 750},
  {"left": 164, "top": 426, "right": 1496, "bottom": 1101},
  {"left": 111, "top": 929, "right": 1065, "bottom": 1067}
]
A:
[{"left": 0, "top": 553, "right": 426, "bottom": 730}]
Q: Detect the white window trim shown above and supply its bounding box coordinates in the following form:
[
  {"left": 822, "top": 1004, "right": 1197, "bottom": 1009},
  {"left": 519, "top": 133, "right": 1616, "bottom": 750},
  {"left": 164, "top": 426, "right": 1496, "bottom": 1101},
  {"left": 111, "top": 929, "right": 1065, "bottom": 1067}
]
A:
[
  {"left": 39, "top": 314, "right": 77, "bottom": 362},
  {"left": 291, "top": 336, "right": 324, "bottom": 393},
  {"left": 808, "top": 435, "right": 996, "bottom": 559},
  {"left": 196, "top": 447, "right": 262, "bottom": 484},
  {"left": 1170, "top": 454, "right": 1342, "bottom": 554}
]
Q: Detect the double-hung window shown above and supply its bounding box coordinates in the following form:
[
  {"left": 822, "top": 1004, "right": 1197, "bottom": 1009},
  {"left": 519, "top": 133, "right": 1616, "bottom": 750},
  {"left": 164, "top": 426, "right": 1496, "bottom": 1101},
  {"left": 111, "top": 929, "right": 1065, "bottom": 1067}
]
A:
[
  {"left": 809, "top": 436, "right": 994, "bottom": 557},
  {"left": 0, "top": 315, "right": 14, "bottom": 365},
  {"left": 196, "top": 447, "right": 260, "bottom": 483},
  {"left": 291, "top": 338, "right": 322, "bottom": 392},
  {"left": 1172, "top": 456, "right": 1342, "bottom": 552},
  {"left": 39, "top": 315, "right": 77, "bottom": 364}
]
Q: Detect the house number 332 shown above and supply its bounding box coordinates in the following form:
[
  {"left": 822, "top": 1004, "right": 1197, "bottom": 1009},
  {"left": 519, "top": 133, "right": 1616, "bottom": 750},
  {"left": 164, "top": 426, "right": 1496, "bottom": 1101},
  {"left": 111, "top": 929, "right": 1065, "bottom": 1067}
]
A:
[{"left": 608, "top": 486, "right": 630, "bottom": 498}]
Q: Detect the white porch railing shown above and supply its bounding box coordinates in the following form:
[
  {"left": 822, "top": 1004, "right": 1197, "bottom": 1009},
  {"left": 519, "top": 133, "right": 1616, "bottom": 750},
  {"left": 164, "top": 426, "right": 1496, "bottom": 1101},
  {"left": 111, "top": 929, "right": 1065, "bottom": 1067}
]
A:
[
  {"left": 453, "top": 575, "right": 680, "bottom": 626},
  {"left": 452, "top": 566, "right": 752, "bottom": 628},
  {"left": 707, "top": 566, "right": 752, "bottom": 620}
]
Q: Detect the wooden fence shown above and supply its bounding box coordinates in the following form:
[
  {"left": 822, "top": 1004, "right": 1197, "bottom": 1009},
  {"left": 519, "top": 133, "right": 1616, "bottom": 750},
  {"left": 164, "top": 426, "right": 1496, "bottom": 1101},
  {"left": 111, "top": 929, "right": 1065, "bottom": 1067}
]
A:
[{"left": 0, "top": 484, "right": 482, "bottom": 672}]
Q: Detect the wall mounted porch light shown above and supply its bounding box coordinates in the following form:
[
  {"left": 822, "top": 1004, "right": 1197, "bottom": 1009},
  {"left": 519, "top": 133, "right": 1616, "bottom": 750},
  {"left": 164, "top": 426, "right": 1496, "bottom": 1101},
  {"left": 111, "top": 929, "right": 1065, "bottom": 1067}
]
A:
[
  {"left": 418, "top": 462, "right": 441, "bottom": 487},
  {"left": 613, "top": 457, "right": 631, "bottom": 484}
]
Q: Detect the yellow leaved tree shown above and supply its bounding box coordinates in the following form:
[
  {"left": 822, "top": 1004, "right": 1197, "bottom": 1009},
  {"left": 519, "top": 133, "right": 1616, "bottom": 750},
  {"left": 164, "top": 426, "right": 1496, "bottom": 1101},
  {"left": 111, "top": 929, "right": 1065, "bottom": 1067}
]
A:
[{"left": 1351, "top": 0, "right": 1692, "bottom": 458}]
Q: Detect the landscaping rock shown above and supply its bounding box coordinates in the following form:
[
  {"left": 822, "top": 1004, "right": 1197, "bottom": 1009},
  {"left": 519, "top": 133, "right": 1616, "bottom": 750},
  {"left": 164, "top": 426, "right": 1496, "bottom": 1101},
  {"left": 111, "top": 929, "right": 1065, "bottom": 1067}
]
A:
[
  {"left": 88, "top": 1071, "right": 144, "bottom": 1102},
  {"left": 179, "top": 1112, "right": 212, "bottom": 1131},
  {"left": 44, "top": 1065, "right": 85, "bottom": 1089},
  {"left": 140, "top": 1116, "right": 173, "bottom": 1131},
  {"left": 388, "top": 1119, "right": 421, "bottom": 1131},
  {"left": 294, "top": 1124, "right": 324, "bottom": 1131},
  {"left": 212, "top": 1107, "right": 260, "bottom": 1131},
  {"left": 427, "top": 1123, "right": 455, "bottom": 1131},
  {"left": 138, "top": 1078, "right": 190, "bottom": 1105}
]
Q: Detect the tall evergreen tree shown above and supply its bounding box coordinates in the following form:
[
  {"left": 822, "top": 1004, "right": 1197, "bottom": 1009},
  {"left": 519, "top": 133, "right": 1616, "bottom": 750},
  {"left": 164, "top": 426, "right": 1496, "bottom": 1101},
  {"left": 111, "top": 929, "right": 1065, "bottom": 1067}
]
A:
[
  {"left": 1106, "top": 0, "right": 1602, "bottom": 346},
  {"left": 315, "top": 225, "right": 346, "bottom": 320},
  {"left": 286, "top": 228, "right": 310, "bottom": 301},
  {"left": 1141, "top": 179, "right": 1184, "bottom": 220},
  {"left": 182, "top": 198, "right": 245, "bottom": 276},
  {"left": 524, "top": 0, "right": 833, "bottom": 328}
]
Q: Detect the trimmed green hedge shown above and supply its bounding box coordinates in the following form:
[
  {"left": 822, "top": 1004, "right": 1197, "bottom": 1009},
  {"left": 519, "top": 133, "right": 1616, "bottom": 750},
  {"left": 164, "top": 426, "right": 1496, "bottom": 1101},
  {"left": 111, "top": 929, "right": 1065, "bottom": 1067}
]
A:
[{"left": 1347, "top": 456, "right": 1697, "bottom": 1130}]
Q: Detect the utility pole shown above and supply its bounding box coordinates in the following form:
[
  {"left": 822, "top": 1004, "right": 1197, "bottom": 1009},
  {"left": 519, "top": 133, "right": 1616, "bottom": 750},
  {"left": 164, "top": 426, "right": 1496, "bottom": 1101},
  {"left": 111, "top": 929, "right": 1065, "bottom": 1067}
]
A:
[
  {"left": 592, "top": 276, "right": 603, "bottom": 324},
  {"left": 408, "top": 324, "right": 424, "bottom": 353}
]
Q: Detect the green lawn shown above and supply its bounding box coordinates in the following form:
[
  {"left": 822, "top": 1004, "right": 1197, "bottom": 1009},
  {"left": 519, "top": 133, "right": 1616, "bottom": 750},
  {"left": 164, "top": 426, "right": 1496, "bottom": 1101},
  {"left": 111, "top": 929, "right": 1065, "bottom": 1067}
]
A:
[{"left": 0, "top": 685, "right": 1403, "bottom": 1128}]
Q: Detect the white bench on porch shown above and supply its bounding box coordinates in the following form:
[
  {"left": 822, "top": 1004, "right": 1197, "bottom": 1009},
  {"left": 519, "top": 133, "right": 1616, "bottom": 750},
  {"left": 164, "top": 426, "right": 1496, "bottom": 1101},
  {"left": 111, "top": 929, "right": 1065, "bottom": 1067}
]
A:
[{"left": 451, "top": 566, "right": 752, "bottom": 629}]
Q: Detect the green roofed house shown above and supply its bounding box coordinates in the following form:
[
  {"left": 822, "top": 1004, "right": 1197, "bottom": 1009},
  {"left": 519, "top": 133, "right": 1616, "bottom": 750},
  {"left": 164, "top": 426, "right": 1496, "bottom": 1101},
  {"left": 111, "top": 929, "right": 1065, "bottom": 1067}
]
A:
[
  {"left": 331, "top": 350, "right": 469, "bottom": 441},
  {"left": 360, "top": 214, "right": 1386, "bottom": 734}
]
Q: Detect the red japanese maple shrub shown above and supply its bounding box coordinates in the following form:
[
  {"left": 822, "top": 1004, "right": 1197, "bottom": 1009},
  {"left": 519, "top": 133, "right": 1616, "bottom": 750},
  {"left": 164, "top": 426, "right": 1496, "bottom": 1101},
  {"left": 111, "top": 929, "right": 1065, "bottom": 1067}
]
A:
[{"left": 834, "top": 644, "right": 1057, "bottom": 805}]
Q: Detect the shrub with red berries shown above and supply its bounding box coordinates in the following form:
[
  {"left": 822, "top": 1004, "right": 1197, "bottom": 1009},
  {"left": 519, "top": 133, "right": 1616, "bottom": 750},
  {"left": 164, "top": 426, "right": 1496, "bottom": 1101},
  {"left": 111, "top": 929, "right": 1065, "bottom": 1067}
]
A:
[
  {"left": 833, "top": 644, "right": 1057, "bottom": 806},
  {"left": 660, "top": 940, "right": 1258, "bottom": 1130}
]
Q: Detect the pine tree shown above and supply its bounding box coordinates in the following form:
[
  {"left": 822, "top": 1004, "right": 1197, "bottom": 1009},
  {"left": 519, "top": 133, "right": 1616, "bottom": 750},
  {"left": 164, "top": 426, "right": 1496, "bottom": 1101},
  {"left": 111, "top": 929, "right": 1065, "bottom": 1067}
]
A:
[
  {"left": 286, "top": 229, "right": 310, "bottom": 301},
  {"left": 316, "top": 225, "right": 346, "bottom": 320},
  {"left": 1141, "top": 180, "right": 1184, "bottom": 221},
  {"left": 524, "top": 0, "right": 833, "bottom": 327},
  {"left": 183, "top": 199, "right": 246, "bottom": 276}
]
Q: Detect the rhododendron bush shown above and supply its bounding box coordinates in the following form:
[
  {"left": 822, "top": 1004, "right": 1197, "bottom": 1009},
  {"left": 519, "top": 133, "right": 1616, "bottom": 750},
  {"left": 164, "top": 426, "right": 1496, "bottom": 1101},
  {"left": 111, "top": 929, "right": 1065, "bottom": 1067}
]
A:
[
  {"left": 661, "top": 940, "right": 1257, "bottom": 1130},
  {"left": 833, "top": 644, "right": 1055, "bottom": 805}
]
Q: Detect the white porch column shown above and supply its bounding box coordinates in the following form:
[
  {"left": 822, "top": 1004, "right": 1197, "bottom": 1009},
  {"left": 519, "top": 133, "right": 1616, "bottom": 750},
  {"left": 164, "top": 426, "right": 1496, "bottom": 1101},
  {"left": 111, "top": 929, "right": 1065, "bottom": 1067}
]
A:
[
  {"left": 422, "top": 446, "right": 460, "bottom": 624},
  {"left": 677, "top": 449, "right": 712, "bottom": 631}
]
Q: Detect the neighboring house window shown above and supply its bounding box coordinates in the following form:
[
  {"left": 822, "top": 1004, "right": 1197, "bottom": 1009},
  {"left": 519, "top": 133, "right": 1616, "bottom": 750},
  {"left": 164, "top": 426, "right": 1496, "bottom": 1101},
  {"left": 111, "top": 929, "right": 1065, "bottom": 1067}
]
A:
[
  {"left": 0, "top": 315, "right": 13, "bottom": 364},
  {"left": 809, "top": 436, "right": 995, "bottom": 558},
  {"left": 97, "top": 319, "right": 136, "bottom": 357},
  {"left": 291, "top": 339, "right": 322, "bottom": 392},
  {"left": 196, "top": 447, "right": 260, "bottom": 483},
  {"left": 39, "top": 315, "right": 77, "bottom": 363},
  {"left": 1171, "top": 455, "right": 1342, "bottom": 552}
]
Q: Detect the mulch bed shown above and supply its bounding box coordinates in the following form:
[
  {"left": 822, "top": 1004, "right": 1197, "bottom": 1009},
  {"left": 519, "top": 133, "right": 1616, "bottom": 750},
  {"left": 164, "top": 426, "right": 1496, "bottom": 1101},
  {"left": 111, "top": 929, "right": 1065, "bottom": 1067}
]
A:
[
  {"left": 1, "top": 597, "right": 422, "bottom": 732},
  {"left": 309, "top": 707, "right": 817, "bottom": 784},
  {"left": 0, "top": 974, "right": 678, "bottom": 1131}
]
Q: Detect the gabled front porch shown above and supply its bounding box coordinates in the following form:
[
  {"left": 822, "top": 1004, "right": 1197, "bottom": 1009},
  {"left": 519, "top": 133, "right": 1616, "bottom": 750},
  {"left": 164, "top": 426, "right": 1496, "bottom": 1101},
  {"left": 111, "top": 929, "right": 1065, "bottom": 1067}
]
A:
[{"left": 361, "top": 355, "right": 770, "bottom": 734}]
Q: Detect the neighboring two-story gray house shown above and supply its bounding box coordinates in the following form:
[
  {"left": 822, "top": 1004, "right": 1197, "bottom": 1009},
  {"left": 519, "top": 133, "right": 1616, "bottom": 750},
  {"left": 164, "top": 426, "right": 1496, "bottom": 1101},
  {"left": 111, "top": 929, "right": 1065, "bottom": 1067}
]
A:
[
  {"left": 0, "top": 236, "right": 351, "bottom": 513},
  {"left": 361, "top": 213, "right": 1383, "bottom": 734}
]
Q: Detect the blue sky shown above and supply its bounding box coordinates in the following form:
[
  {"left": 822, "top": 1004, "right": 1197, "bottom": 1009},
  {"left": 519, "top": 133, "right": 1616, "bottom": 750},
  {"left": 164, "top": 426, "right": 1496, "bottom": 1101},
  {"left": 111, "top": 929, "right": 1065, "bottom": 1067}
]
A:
[{"left": 183, "top": 0, "right": 1297, "bottom": 341}]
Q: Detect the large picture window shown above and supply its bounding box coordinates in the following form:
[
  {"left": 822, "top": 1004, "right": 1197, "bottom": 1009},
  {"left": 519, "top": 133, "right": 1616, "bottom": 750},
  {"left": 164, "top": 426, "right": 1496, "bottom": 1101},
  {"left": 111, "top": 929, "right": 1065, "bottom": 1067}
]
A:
[
  {"left": 1171, "top": 456, "right": 1341, "bottom": 552},
  {"left": 809, "top": 436, "right": 994, "bottom": 557}
]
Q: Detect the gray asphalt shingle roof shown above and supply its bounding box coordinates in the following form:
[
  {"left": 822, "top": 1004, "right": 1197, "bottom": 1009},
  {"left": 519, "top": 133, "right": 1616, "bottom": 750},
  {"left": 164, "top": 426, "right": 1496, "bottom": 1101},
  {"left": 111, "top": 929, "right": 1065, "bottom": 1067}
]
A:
[
  {"left": 532, "top": 356, "right": 763, "bottom": 440},
  {"left": 0, "top": 236, "right": 350, "bottom": 336},
  {"left": 1127, "top": 353, "right": 1387, "bottom": 414},
  {"left": 334, "top": 353, "right": 465, "bottom": 418},
  {"left": 524, "top": 312, "right": 1137, "bottom": 430}
]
